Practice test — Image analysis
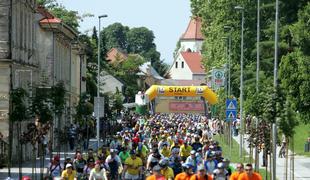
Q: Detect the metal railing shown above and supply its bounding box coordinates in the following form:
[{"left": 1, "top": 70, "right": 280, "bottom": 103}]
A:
[{"left": 0, "top": 138, "right": 8, "bottom": 167}]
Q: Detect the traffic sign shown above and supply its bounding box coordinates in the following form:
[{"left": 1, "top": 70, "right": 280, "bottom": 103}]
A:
[
  {"left": 226, "top": 99, "right": 237, "bottom": 121},
  {"left": 226, "top": 110, "right": 237, "bottom": 121},
  {"left": 226, "top": 99, "right": 237, "bottom": 110},
  {"left": 212, "top": 68, "right": 225, "bottom": 90}
]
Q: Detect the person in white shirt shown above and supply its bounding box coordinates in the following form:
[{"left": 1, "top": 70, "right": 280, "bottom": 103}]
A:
[
  {"left": 46, "top": 155, "right": 62, "bottom": 178},
  {"left": 89, "top": 160, "right": 107, "bottom": 180},
  {"left": 105, "top": 149, "right": 122, "bottom": 180}
]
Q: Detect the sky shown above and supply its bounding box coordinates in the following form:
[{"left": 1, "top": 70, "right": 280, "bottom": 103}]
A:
[{"left": 57, "top": 0, "right": 192, "bottom": 64}]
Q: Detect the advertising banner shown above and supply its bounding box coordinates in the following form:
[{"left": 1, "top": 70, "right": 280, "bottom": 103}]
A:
[
  {"left": 145, "top": 85, "right": 218, "bottom": 105},
  {"left": 169, "top": 102, "right": 204, "bottom": 111}
]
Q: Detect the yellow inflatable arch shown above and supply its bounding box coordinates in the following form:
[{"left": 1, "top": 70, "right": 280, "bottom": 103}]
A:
[{"left": 145, "top": 85, "right": 218, "bottom": 105}]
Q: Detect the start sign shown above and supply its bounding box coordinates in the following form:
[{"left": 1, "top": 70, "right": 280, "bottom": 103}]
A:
[{"left": 145, "top": 85, "right": 218, "bottom": 105}]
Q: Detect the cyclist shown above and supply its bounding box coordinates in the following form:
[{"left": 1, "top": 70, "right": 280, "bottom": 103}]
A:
[
  {"left": 238, "top": 164, "right": 262, "bottom": 180},
  {"left": 230, "top": 163, "right": 244, "bottom": 180},
  {"left": 159, "top": 158, "right": 174, "bottom": 180},
  {"left": 121, "top": 150, "right": 143, "bottom": 180},
  {"left": 175, "top": 162, "right": 194, "bottom": 180}
]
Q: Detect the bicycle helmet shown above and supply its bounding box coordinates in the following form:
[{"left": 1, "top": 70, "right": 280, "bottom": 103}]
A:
[
  {"left": 182, "top": 162, "right": 194, "bottom": 169},
  {"left": 217, "top": 162, "right": 224, "bottom": 169},
  {"left": 159, "top": 158, "right": 169, "bottom": 168}
]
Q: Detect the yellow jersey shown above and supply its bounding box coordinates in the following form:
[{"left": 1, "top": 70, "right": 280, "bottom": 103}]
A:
[
  {"left": 161, "top": 167, "right": 174, "bottom": 179},
  {"left": 160, "top": 148, "right": 171, "bottom": 157},
  {"left": 180, "top": 145, "right": 192, "bottom": 157},
  {"left": 61, "top": 170, "right": 77, "bottom": 180},
  {"left": 124, "top": 156, "right": 143, "bottom": 175}
]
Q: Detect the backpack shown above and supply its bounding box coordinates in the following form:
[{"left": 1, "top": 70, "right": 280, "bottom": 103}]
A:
[{"left": 49, "top": 163, "right": 61, "bottom": 176}]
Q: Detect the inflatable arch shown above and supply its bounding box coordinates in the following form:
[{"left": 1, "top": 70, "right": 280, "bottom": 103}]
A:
[{"left": 145, "top": 85, "right": 218, "bottom": 105}]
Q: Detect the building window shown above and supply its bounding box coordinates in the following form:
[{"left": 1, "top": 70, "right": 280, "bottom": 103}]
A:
[
  {"left": 175, "top": 62, "right": 178, "bottom": 68},
  {"left": 182, "top": 61, "right": 184, "bottom": 68}
]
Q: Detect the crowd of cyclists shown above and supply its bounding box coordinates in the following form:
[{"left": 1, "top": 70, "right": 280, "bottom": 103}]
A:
[{"left": 46, "top": 113, "right": 262, "bottom": 180}]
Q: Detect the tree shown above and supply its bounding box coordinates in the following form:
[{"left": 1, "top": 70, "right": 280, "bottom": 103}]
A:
[
  {"left": 279, "top": 50, "right": 310, "bottom": 124},
  {"left": 37, "top": 0, "right": 56, "bottom": 7},
  {"left": 103, "top": 23, "right": 129, "bottom": 51},
  {"left": 9, "top": 88, "right": 29, "bottom": 178},
  {"left": 25, "top": 83, "right": 54, "bottom": 179},
  {"left": 189, "top": 1, "right": 310, "bottom": 171},
  {"left": 112, "top": 90, "right": 124, "bottom": 114},
  {"left": 50, "top": 81, "right": 66, "bottom": 154},
  {"left": 111, "top": 55, "right": 145, "bottom": 101},
  {"left": 49, "top": 5, "right": 80, "bottom": 32},
  {"left": 75, "top": 93, "right": 94, "bottom": 149},
  {"left": 92, "top": 26, "right": 99, "bottom": 46},
  {"left": 126, "top": 27, "right": 156, "bottom": 54}
]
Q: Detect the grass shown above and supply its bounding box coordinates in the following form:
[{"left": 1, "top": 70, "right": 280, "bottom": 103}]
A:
[
  {"left": 291, "top": 122, "right": 310, "bottom": 157},
  {"left": 213, "top": 135, "right": 251, "bottom": 163},
  {"left": 259, "top": 168, "right": 272, "bottom": 180}
]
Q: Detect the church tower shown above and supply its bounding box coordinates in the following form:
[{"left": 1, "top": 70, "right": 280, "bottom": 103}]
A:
[
  {"left": 168, "top": 17, "right": 206, "bottom": 81},
  {"left": 179, "top": 17, "right": 204, "bottom": 53}
]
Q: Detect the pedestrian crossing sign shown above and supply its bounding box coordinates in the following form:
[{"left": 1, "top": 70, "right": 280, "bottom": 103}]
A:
[
  {"left": 226, "top": 99, "right": 237, "bottom": 110},
  {"left": 226, "top": 110, "right": 237, "bottom": 121},
  {"left": 226, "top": 99, "right": 237, "bottom": 121}
]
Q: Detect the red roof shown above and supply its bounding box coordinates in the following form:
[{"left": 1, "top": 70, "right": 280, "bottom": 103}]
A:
[
  {"left": 106, "top": 48, "right": 128, "bottom": 63},
  {"left": 161, "top": 79, "right": 206, "bottom": 86},
  {"left": 181, "top": 52, "right": 205, "bottom": 74},
  {"left": 181, "top": 17, "right": 204, "bottom": 40},
  {"left": 37, "top": 6, "right": 62, "bottom": 24},
  {"left": 40, "top": 18, "right": 62, "bottom": 24}
]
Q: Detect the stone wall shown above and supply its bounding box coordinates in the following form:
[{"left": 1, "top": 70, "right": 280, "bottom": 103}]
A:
[
  {"left": 0, "top": 0, "right": 10, "bottom": 59},
  {"left": 0, "top": 63, "right": 10, "bottom": 138}
]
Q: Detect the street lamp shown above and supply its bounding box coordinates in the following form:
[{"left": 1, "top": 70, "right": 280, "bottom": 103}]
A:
[
  {"left": 256, "top": 0, "right": 260, "bottom": 93},
  {"left": 97, "top": 14, "right": 107, "bottom": 150},
  {"left": 272, "top": 0, "right": 279, "bottom": 179},
  {"left": 255, "top": 0, "right": 261, "bottom": 172},
  {"left": 234, "top": 5, "right": 244, "bottom": 158},
  {"left": 224, "top": 25, "right": 232, "bottom": 97},
  {"left": 221, "top": 36, "right": 229, "bottom": 98},
  {"left": 224, "top": 25, "right": 233, "bottom": 160}
]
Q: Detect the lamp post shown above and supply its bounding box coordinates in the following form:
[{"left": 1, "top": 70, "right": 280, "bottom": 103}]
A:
[
  {"left": 256, "top": 0, "right": 260, "bottom": 92},
  {"left": 255, "top": 0, "right": 261, "bottom": 172},
  {"left": 235, "top": 5, "right": 244, "bottom": 158},
  {"left": 272, "top": 0, "right": 279, "bottom": 179},
  {"left": 97, "top": 14, "right": 107, "bottom": 150},
  {"left": 224, "top": 26, "right": 232, "bottom": 97},
  {"left": 221, "top": 36, "right": 229, "bottom": 97},
  {"left": 224, "top": 25, "right": 233, "bottom": 160}
]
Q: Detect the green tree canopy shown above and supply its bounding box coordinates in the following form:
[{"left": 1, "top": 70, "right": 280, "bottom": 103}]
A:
[
  {"left": 104, "top": 23, "right": 129, "bottom": 51},
  {"left": 190, "top": 0, "right": 310, "bottom": 125}
]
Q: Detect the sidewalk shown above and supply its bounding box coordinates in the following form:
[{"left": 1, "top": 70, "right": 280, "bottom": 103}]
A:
[{"left": 233, "top": 134, "right": 310, "bottom": 180}]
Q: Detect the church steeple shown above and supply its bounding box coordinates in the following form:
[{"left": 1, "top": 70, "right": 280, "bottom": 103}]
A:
[
  {"left": 178, "top": 17, "right": 204, "bottom": 53},
  {"left": 180, "top": 17, "right": 204, "bottom": 41}
]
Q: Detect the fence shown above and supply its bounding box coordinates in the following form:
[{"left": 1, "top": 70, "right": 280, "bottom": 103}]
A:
[{"left": 0, "top": 138, "right": 8, "bottom": 168}]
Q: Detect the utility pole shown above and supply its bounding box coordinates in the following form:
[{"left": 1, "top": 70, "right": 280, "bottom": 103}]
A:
[
  {"left": 255, "top": 0, "right": 260, "bottom": 172},
  {"left": 235, "top": 5, "right": 244, "bottom": 158},
  {"left": 224, "top": 25, "right": 233, "bottom": 159},
  {"left": 97, "top": 14, "right": 107, "bottom": 150},
  {"left": 272, "top": 0, "right": 279, "bottom": 179}
]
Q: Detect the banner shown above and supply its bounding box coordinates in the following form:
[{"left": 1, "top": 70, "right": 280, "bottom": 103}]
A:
[
  {"left": 145, "top": 85, "right": 218, "bottom": 105},
  {"left": 169, "top": 102, "right": 204, "bottom": 111}
]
